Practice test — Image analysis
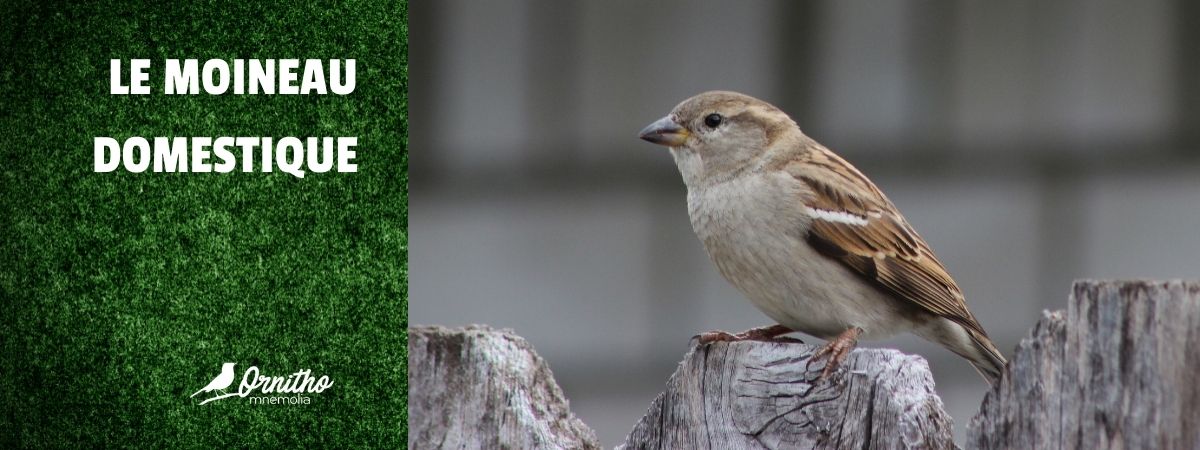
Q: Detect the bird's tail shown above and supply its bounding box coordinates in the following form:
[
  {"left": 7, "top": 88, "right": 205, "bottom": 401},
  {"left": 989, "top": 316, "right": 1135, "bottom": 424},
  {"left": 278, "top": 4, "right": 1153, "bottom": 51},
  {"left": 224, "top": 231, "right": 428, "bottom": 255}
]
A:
[
  {"left": 919, "top": 318, "right": 1008, "bottom": 386},
  {"left": 190, "top": 389, "right": 205, "bottom": 398},
  {"left": 964, "top": 329, "right": 1007, "bottom": 386}
]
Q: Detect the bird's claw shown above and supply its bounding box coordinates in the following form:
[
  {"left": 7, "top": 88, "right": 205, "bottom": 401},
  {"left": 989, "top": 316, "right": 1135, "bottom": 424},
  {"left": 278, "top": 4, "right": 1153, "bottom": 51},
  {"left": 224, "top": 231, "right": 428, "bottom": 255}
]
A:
[
  {"left": 806, "top": 327, "right": 862, "bottom": 381},
  {"left": 693, "top": 330, "right": 740, "bottom": 345}
]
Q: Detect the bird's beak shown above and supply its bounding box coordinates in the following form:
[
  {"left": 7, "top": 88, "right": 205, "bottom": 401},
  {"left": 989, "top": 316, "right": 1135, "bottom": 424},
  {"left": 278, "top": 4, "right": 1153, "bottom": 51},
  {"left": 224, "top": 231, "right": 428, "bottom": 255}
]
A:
[{"left": 639, "top": 116, "right": 690, "bottom": 147}]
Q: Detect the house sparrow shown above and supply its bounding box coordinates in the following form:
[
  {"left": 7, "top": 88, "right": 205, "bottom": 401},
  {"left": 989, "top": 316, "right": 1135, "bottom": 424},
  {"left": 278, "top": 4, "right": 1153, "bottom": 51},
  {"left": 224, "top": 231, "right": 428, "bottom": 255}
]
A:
[{"left": 638, "top": 91, "right": 1006, "bottom": 384}]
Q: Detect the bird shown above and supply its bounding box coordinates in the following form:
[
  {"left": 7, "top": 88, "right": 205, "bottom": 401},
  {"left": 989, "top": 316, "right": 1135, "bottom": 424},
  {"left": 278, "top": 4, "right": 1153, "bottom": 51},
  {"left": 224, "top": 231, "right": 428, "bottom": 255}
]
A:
[
  {"left": 638, "top": 91, "right": 1007, "bottom": 384},
  {"left": 191, "top": 362, "right": 236, "bottom": 398}
]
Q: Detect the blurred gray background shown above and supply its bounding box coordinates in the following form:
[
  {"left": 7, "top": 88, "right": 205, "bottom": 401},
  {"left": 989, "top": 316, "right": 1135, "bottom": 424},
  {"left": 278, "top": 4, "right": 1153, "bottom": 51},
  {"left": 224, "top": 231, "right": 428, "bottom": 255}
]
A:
[{"left": 410, "top": 1, "right": 1200, "bottom": 445}]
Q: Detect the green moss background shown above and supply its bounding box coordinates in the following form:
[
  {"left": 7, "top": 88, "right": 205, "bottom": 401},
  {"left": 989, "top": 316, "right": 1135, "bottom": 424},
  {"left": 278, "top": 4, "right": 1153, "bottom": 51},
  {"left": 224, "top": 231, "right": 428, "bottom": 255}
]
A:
[{"left": 0, "top": 1, "right": 408, "bottom": 447}]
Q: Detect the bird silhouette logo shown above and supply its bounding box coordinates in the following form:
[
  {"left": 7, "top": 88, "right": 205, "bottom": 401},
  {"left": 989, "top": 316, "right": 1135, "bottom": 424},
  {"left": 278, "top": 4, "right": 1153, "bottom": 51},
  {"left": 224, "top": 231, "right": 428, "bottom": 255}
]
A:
[{"left": 191, "top": 362, "right": 236, "bottom": 404}]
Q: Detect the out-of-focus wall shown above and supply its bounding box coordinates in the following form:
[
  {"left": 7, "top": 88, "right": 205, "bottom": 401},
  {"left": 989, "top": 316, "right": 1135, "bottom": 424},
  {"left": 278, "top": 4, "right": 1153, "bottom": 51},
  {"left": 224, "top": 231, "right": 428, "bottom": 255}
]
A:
[{"left": 410, "top": 1, "right": 1200, "bottom": 444}]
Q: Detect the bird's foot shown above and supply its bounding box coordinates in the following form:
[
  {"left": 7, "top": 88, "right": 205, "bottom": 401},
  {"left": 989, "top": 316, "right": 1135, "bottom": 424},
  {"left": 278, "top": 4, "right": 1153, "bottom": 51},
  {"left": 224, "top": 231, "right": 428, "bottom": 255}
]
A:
[
  {"left": 808, "top": 327, "right": 862, "bottom": 380},
  {"left": 693, "top": 324, "right": 801, "bottom": 345}
]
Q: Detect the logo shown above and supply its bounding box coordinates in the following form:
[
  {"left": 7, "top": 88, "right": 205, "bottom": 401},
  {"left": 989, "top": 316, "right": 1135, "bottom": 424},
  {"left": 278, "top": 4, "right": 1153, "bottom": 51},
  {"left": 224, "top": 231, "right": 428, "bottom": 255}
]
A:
[{"left": 190, "top": 362, "right": 334, "bottom": 405}]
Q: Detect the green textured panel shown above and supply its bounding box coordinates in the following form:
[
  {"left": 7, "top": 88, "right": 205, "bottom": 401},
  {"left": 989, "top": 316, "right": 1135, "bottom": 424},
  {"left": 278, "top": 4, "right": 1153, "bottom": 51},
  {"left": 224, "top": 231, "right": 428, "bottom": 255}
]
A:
[{"left": 0, "top": 1, "right": 409, "bottom": 447}]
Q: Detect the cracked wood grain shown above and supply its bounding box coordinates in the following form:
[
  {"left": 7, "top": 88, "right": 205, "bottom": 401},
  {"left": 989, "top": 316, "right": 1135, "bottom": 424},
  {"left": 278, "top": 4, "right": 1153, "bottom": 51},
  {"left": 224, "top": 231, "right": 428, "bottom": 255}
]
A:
[
  {"left": 968, "top": 280, "right": 1200, "bottom": 450},
  {"left": 618, "top": 340, "right": 956, "bottom": 450},
  {"left": 407, "top": 325, "right": 601, "bottom": 450},
  {"left": 408, "top": 280, "right": 1194, "bottom": 449}
]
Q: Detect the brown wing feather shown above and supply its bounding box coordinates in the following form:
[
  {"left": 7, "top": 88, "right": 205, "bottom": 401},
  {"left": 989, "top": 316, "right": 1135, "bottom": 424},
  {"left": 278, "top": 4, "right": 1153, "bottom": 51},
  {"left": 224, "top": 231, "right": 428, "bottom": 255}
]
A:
[{"left": 786, "top": 149, "right": 989, "bottom": 337}]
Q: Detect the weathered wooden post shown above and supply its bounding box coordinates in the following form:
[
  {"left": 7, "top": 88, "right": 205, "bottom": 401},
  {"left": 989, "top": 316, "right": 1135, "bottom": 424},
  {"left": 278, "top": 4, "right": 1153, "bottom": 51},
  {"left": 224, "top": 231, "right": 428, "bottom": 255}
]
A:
[
  {"left": 407, "top": 325, "right": 601, "bottom": 449},
  {"left": 408, "top": 324, "right": 956, "bottom": 449},
  {"left": 408, "top": 280, "right": 1199, "bottom": 449},
  {"left": 617, "top": 342, "right": 956, "bottom": 449},
  {"left": 967, "top": 280, "right": 1200, "bottom": 449}
]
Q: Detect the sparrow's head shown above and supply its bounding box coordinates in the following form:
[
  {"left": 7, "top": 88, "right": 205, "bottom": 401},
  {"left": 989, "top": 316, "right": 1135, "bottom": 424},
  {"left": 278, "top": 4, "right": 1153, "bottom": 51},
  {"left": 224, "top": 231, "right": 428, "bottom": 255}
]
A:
[{"left": 639, "top": 91, "right": 800, "bottom": 184}]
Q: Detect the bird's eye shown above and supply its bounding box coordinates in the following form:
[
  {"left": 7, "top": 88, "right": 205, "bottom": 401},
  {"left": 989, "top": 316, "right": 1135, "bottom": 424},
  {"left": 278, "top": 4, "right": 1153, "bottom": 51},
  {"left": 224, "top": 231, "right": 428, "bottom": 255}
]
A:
[{"left": 704, "top": 113, "right": 723, "bottom": 128}]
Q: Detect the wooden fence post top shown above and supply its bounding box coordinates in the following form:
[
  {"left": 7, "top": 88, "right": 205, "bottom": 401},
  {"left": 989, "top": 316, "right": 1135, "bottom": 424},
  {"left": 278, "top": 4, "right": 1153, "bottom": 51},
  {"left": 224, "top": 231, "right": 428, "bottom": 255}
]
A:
[
  {"left": 618, "top": 341, "right": 956, "bottom": 450},
  {"left": 408, "top": 280, "right": 1199, "bottom": 449},
  {"left": 969, "top": 279, "right": 1200, "bottom": 449},
  {"left": 408, "top": 324, "right": 601, "bottom": 450}
]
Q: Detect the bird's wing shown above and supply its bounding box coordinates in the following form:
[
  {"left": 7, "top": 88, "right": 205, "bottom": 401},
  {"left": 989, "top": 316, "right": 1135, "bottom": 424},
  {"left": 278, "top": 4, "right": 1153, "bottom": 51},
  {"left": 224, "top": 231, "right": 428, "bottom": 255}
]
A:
[{"left": 783, "top": 148, "right": 988, "bottom": 337}]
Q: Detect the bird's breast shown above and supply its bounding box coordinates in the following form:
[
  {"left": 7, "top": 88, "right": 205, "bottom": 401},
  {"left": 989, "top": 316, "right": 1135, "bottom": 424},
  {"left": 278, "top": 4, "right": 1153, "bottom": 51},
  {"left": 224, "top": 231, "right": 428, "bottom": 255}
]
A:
[
  {"left": 685, "top": 173, "right": 916, "bottom": 340},
  {"left": 687, "top": 174, "right": 811, "bottom": 319},
  {"left": 686, "top": 173, "right": 809, "bottom": 256}
]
